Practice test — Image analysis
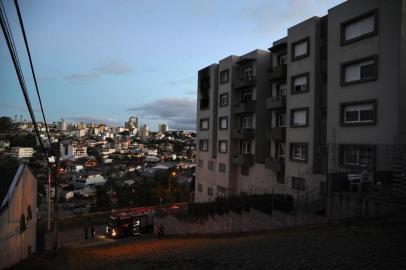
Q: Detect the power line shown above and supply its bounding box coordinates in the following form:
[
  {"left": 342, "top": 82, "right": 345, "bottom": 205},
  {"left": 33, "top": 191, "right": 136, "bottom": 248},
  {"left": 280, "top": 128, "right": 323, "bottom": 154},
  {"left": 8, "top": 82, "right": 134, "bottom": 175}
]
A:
[
  {"left": 0, "top": 1, "right": 51, "bottom": 168},
  {"left": 14, "top": 0, "right": 53, "bottom": 150}
]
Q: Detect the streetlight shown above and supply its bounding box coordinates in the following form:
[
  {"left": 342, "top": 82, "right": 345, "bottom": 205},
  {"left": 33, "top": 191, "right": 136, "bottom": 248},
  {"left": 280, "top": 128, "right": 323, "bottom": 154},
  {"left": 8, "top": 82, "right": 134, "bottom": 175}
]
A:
[{"left": 169, "top": 171, "right": 176, "bottom": 193}]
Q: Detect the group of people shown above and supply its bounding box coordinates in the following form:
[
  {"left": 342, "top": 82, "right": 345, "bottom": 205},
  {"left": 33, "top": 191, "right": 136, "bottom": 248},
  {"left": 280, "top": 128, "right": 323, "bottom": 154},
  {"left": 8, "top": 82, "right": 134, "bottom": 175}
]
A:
[{"left": 84, "top": 226, "right": 96, "bottom": 239}]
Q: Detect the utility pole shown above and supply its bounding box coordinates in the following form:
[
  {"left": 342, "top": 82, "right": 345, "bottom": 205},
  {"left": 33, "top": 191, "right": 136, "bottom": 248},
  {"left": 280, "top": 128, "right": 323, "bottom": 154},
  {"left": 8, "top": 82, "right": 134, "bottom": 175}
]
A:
[
  {"left": 47, "top": 171, "right": 51, "bottom": 231},
  {"left": 52, "top": 155, "right": 60, "bottom": 253}
]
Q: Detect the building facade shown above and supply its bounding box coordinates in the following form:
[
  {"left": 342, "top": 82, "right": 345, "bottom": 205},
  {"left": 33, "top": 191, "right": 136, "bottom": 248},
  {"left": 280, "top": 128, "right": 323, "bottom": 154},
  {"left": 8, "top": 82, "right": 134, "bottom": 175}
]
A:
[
  {"left": 195, "top": 0, "right": 406, "bottom": 202},
  {"left": 10, "top": 147, "right": 34, "bottom": 159}
]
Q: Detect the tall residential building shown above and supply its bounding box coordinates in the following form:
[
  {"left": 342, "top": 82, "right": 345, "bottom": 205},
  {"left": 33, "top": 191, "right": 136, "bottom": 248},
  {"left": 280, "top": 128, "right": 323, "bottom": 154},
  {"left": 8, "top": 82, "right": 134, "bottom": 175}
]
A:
[
  {"left": 195, "top": 0, "right": 406, "bottom": 202},
  {"left": 57, "top": 118, "right": 67, "bottom": 131},
  {"left": 158, "top": 123, "right": 169, "bottom": 133}
]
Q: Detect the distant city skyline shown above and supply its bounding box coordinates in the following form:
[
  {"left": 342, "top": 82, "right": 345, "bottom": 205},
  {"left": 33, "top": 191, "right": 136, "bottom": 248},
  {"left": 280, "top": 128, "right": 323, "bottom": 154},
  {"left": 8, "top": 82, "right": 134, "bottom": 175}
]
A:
[{"left": 0, "top": 0, "right": 344, "bottom": 130}]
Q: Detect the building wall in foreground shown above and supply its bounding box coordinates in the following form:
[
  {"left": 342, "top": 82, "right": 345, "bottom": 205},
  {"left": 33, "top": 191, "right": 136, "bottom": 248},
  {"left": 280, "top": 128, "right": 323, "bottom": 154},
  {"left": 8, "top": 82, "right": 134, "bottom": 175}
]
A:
[{"left": 0, "top": 165, "right": 37, "bottom": 269}]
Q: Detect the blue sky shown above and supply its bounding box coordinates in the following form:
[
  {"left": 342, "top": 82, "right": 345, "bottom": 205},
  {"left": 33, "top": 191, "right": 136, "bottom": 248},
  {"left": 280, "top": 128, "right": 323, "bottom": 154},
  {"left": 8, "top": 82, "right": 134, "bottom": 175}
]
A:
[{"left": 0, "top": 0, "right": 344, "bottom": 130}]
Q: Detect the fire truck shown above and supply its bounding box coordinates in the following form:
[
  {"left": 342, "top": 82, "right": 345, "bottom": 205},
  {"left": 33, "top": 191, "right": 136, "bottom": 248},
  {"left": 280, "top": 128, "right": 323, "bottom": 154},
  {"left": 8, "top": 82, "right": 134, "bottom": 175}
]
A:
[{"left": 105, "top": 208, "right": 155, "bottom": 238}]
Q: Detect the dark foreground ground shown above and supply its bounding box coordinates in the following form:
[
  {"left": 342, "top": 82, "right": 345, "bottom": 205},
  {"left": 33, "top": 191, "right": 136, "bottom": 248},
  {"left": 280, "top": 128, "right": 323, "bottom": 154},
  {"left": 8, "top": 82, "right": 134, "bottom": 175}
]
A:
[{"left": 14, "top": 219, "right": 406, "bottom": 270}]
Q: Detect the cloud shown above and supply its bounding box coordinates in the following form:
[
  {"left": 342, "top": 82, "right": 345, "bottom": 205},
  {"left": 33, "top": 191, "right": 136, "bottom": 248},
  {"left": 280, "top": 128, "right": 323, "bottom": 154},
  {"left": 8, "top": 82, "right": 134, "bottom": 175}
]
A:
[
  {"left": 64, "top": 61, "right": 133, "bottom": 83},
  {"left": 66, "top": 115, "right": 120, "bottom": 126},
  {"left": 127, "top": 97, "right": 196, "bottom": 130},
  {"left": 166, "top": 75, "right": 196, "bottom": 86}
]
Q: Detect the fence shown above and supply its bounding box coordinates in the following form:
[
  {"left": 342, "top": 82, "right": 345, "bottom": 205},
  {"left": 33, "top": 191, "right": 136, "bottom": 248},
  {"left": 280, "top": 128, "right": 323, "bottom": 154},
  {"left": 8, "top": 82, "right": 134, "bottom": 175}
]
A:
[{"left": 326, "top": 144, "right": 406, "bottom": 193}]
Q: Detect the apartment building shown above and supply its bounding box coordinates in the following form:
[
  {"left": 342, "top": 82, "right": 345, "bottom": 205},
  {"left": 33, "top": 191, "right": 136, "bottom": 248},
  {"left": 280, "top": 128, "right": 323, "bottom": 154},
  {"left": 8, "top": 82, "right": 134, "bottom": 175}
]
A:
[
  {"left": 10, "top": 147, "right": 34, "bottom": 159},
  {"left": 195, "top": 0, "right": 406, "bottom": 202}
]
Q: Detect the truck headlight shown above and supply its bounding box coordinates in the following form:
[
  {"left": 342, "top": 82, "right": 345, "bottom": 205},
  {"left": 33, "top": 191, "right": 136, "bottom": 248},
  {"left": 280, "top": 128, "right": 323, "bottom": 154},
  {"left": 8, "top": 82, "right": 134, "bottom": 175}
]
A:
[{"left": 112, "top": 229, "right": 117, "bottom": 237}]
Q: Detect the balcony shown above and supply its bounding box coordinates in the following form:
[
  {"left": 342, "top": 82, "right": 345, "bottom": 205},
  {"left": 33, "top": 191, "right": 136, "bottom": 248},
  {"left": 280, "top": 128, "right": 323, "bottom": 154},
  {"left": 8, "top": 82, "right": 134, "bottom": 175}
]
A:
[
  {"left": 265, "top": 157, "right": 285, "bottom": 172},
  {"left": 234, "top": 75, "right": 256, "bottom": 89},
  {"left": 232, "top": 128, "right": 255, "bottom": 140},
  {"left": 266, "top": 127, "right": 286, "bottom": 141},
  {"left": 232, "top": 154, "right": 254, "bottom": 166},
  {"left": 232, "top": 101, "right": 256, "bottom": 114},
  {"left": 268, "top": 64, "right": 287, "bottom": 81},
  {"left": 266, "top": 96, "right": 286, "bottom": 110}
]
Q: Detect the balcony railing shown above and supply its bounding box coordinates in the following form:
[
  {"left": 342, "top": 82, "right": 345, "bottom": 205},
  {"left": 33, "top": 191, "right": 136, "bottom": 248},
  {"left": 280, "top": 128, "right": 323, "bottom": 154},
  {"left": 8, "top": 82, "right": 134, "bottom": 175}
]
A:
[
  {"left": 232, "top": 128, "right": 256, "bottom": 140},
  {"left": 268, "top": 64, "right": 287, "bottom": 81},
  {"left": 266, "top": 96, "right": 286, "bottom": 110},
  {"left": 234, "top": 75, "right": 256, "bottom": 89},
  {"left": 265, "top": 157, "right": 285, "bottom": 172},
  {"left": 232, "top": 154, "right": 254, "bottom": 166},
  {"left": 232, "top": 101, "right": 256, "bottom": 114}
]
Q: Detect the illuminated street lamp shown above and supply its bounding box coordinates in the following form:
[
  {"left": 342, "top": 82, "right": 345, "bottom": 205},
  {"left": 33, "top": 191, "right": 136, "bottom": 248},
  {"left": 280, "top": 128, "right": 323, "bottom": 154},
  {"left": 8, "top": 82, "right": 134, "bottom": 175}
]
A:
[{"left": 169, "top": 171, "right": 176, "bottom": 193}]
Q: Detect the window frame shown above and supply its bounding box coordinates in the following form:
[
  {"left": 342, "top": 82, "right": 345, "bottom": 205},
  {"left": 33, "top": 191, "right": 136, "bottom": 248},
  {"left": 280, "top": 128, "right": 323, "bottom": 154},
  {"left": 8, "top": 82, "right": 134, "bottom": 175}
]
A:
[
  {"left": 219, "top": 116, "right": 228, "bottom": 130},
  {"left": 339, "top": 144, "right": 376, "bottom": 168},
  {"left": 340, "top": 100, "right": 377, "bottom": 126},
  {"left": 340, "top": 55, "right": 378, "bottom": 86},
  {"left": 199, "top": 118, "right": 209, "bottom": 131},
  {"left": 291, "top": 37, "right": 310, "bottom": 62},
  {"left": 218, "top": 140, "right": 228, "bottom": 153},
  {"left": 290, "top": 143, "right": 308, "bottom": 163},
  {"left": 219, "top": 69, "right": 230, "bottom": 84},
  {"left": 290, "top": 107, "right": 309, "bottom": 128},
  {"left": 291, "top": 72, "right": 310, "bottom": 94},
  {"left": 219, "top": 163, "right": 226, "bottom": 173},
  {"left": 341, "top": 9, "right": 379, "bottom": 46},
  {"left": 219, "top": 93, "right": 229, "bottom": 107},
  {"left": 199, "top": 139, "right": 209, "bottom": 152}
]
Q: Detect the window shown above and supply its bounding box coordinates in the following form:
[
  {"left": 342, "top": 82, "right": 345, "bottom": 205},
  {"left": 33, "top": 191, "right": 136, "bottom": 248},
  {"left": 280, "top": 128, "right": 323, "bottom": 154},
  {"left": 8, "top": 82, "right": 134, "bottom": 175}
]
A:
[
  {"left": 291, "top": 73, "right": 309, "bottom": 94},
  {"left": 292, "top": 177, "right": 305, "bottom": 191},
  {"left": 197, "top": 183, "right": 203, "bottom": 192},
  {"left": 341, "top": 145, "right": 375, "bottom": 167},
  {"left": 277, "top": 83, "right": 287, "bottom": 98},
  {"left": 290, "top": 143, "right": 308, "bottom": 162},
  {"left": 241, "top": 66, "right": 254, "bottom": 80},
  {"left": 208, "top": 161, "right": 214, "bottom": 170},
  {"left": 241, "top": 165, "right": 249, "bottom": 176},
  {"left": 219, "top": 117, "right": 228, "bottom": 130},
  {"left": 199, "top": 140, "right": 209, "bottom": 151},
  {"left": 218, "top": 140, "right": 227, "bottom": 153},
  {"left": 198, "top": 159, "right": 203, "bottom": 167},
  {"left": 341, "top": 9, "right": 378, "bottom": 45},
  {"left": 219, "top": 163, "right": 226, "bottom": 173},
  {"left": 341, "top": 56, "right": 377, "bottom": 85},
  {"left": 276, "top": 143, "right": 286, "bottom": 160},
  {"left": 241, "top": 141, "right": 251, "bottom": 155},
  {"left": 291, "top": 108, "right": 309, "bottom": 127},
  {"left": 341, "top": 100, "right": 377, "bottom": 126},
  {"left": 200, "top": 119, "right": 209, "bottom": 130},
  {"left": 208, "top": 187, "right": 214, "bottom": 196},
  {"left": 219, "top": 93, "right": 229, "bottom": 107},
  {"left": 220, "top": 69, "right": 229, "bottom": 84},
  {"left": 291, "top": 37, "right": 309, "bottom": 61},
  {"left": 199, "top": 77, "right": 210, "bottom": 110},
  {"left": 276, "top": 113, "right": 286, "bottom": 127},
  {"left": 241, "top": 116, "right": 252, "bottom": 129},
  {"left": 278, "top": 54, "right": 287, "bottom": 65},
  {"left": 241, "top": 91, "right": 252, "bottom": 103}
]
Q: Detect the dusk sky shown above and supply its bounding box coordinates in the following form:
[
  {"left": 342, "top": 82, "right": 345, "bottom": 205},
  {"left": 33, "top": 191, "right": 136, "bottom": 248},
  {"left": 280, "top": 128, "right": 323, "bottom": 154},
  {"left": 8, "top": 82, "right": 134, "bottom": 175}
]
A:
[{"left": 0, "top": 0, "right": 344, "bottom": 131}]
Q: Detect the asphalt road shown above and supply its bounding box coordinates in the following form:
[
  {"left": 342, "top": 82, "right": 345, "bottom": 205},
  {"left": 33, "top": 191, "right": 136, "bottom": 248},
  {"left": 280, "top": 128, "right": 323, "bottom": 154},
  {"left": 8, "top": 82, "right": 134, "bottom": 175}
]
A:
[{"left": 17, "top": 219, "right": 406, "bottom": 270}]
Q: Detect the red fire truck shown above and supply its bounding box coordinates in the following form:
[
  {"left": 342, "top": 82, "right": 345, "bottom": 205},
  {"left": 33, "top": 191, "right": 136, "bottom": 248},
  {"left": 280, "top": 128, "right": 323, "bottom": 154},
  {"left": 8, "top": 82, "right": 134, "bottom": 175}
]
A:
[{"left": 105, "top": 208, "right": 155, "bottom": 238}]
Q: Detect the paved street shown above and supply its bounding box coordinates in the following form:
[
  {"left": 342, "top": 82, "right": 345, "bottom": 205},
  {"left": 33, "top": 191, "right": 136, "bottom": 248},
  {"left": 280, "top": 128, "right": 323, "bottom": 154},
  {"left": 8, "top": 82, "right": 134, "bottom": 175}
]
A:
[{"left": 16, "top": 219, "right": 406, "bottom": 270}]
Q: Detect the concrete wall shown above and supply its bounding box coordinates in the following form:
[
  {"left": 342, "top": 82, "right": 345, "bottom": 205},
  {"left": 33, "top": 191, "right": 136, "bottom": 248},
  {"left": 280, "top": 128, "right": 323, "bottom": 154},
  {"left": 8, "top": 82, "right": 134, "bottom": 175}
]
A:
[
  {"left": 0, "top": 166, "right": 37, "bottom": 269},
  {"left": 327, "top": 0, "right": 402, "bottom": 145}
]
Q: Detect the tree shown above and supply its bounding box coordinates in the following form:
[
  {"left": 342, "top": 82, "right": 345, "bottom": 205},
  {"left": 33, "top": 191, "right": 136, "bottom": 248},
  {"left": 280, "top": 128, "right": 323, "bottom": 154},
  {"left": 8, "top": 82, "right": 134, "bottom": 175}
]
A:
[{"left": 0, "top": 117, "right": 14, "bottom": 133}]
